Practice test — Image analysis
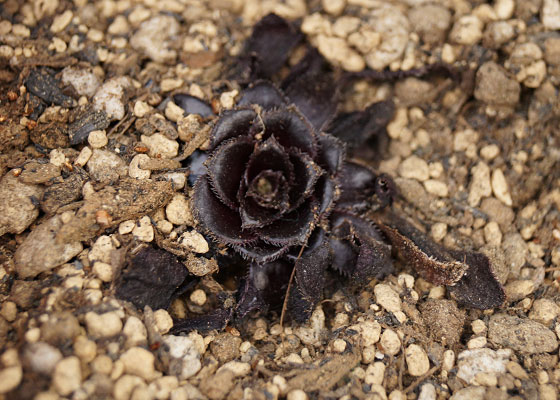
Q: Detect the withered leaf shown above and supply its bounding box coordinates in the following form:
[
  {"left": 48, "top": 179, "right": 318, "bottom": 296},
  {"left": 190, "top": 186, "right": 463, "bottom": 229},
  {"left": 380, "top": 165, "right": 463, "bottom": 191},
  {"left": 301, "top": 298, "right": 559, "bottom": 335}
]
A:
[{"left": 116, "top": 247, "right": 193, "bottom": 310}]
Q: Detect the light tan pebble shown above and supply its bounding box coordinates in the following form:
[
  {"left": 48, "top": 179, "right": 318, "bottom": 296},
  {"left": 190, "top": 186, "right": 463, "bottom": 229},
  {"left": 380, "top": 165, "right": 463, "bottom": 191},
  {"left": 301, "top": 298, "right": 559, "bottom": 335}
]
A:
[
  {"left": 179, "top": 230, "right": 209, "bottom": 254},
  {"left": 453, "top": 129, "right": 479, "bottom": 152},
  {"left": 380, "top": 329, "right": 401, "bottom": 356},
  {"left": 332, "top": 16, "right": 360, "bottom": 38},
  {"left": 140, "top": 133, "right": 179, "bottom": 159},
  {"left": 423, "top": 179, "right": 448, "bottom": 197},
  {"left": 365, "top": 361, "right": 385, "bottom": 385},
  {"left": 107, "top": 15, "right": 129, "bottom": 35},
  {"left": 74, "top": 336, "right": 97, "bottom": 363},
  {"left": 272, "top": 375, "right": 289, "bottom": 396},
  {"left": 165, "top": 194, "right": 193, "bottom": 226},
  {"left": 480, "top": 144, "right": 500, "bottom": 160},
  {"left": 148, "top": 376, "right": 178, "bottom": 400},
  {"left": 86, "top": 29, "right": 103, "bottom": 42},
  {"left": 347, "top": 29, "right": 381, "bottom": 54},
  {"left": 301, "top": 13, "right": 332, "bottom": 35},
  {"left": 418, "top": 383, "right": 436, "bottom": 400},
  {"left": 449, "top": 15, "right": 483, "bottom": 45},
  {"left": 52, "top": 356, "right": 81, "bottom": 396},
  {"left": 49, "top": 149, "right": 66, "bottom": 167},
  {"left": 88, "top": 235, "right": 114, "bottom": 264},
  {"left": 539, "top": 384, "right": 557, "bottom": 400},
  {"left": 129, "top": 154, "right": 151, "bottom": 180},
  {"left": 537, "top": 370, "right": 549, "bottom": 384},
  {"left": 471, "top": 319, "right": 487, "bottom": 335},
  {"left": 473, "top": 4, "right": 497, "bottom": 22},
  {"left": 0, "top": 301, "right": 17, "bottom": 322},
  {"left": 332, "top": 339, "right": 347, "bottom": 353},
  {"left": 405, "top": 344, "right": 430, "bottom": 376},
  {"left": 123, "top": 316, "right": 148, "bottom": 348},
  {"left": 133, "top": 101, "right": 152, "bottom": 118},
  {"left": 316, "top": 35, "right": 365, "bottom": 72},
  {"left": 118, "top": 220, "right": 136, "bottom": 235},
  {"left": 156, "top": 220, "right": 173, "bottom": 235},
  {"left": 374, "top": 284, "right": 401, "bottom": 313},
  {"left": 431, "top": 222, "right": 447, "bottom": 242},
  {"left": 427, "top": 162, "right": 443, "bottom": 179},
  {"left": 332, "top": 312, "right": 349, "bottom": 328},
  {"left": 398, "top": 155, "right": 429, "bottom": 182},
  {"left": 217, "top": 361, "right": 251, "bottom": 378},
  {"left": 190, "top": 289, "right": 207, "bottom": 306},
  {"left": 467, "top": 336, "right": 487, "bottom": 349},
  {"left": 542, "top": 0, "right": 560, "bottom": 30},
  {"left": 394, "top": 311, "right": 407, "bottom": 324},
  {"left": 1, "top": 349, "right": 18, "bottom": 367},
  {"left": 397, "top": 274, "right": 414, "bottom": 289},
  {"left": 91, "top": 355, "right": 113, "bottom": 375},
  {"left": 34, "top": 391, "right": 60, "bottom": 400},
  {"left": 220, "top": 90, "right": 239, "bottom": 110},
  {"left": 506, "top": 361, "right": 528, "bottom": 379},
  {"left": 474, "top": 371, "right": 498, "bottom": 386},
  {"left": 356, "top": 320, "right": 381, "bottom": 347},
  {"left": 131, "top": 385, "right": 153, "bottom": 400},
  {"left": 0, "top": 20, "right": 12, "bottom": 35},
  {"left": 389, "top": 390, "right": 406, "bottom": 400},
  {"left": 239, "top": 341, "right": 252, "bottom": 353},
  {"left": 0, "top": 45, "right": 14, "bottom": 59},
  {"left": 428, "top": 286, "right": 445, "bottom": 299},
  {"left": 0, "top": 365, "right": 22, "bottom": 394},
  {"left": 491, "top": 168, "right": 512, "bottom": 206},
  {"left": 162, "top": 172, "right": 186, "bottom": 190},
  {"left": 362, "top": 346, "right": 376, "bottom": 364},
  {"left": 387, "top": 108, "right": 408, "bottom": 140},
  {"left": 120, "top": 347, "right": 159, "bottom": 381},
  {"left": 283, "top": 353, "right": 304, "bottom": 364},
  {"left": 132, "top": 216, "right": 154, "bottom": 242},
  {"left": 159, "top": 78, "right": 183, "bottom": 93},
  {"left": 483, "top": 221, "right": 502, "bottom": 246},
  {"left": 87, "top": 130, "right": 108, "bottom": 149},
  {"left": 50, "top": 9, "right": 72, "bottom": 32},
  {"left": 442, "top": 349, "right": 455, "bottom": 371},
  {"left": 322, "top": 0, "right": 345, "bottom": 15},
  {"left": 74, "top": 146, "right": 93, "bottom": 167},
  {"left": 154, "top": 309, "right": 173, "bottom": 334},
  {"left": 468, "top": 161, "right": 492, "bottom": 207},
  {"left": 504, "top": 279, "right": 535, "bottom": 301},
  {"left": 287, "top": 389, "right": 308, "bottom": 400},
  {"left": 165, "top": 101, "right": 184, "bottom": 122},
  {"left": 25, "top": 327, "right": 41, "bottom": 343},
  {"left": 529, "top": 298, "right": 560, "bottom": 325},
  {"left": 85, "top": 311, "right": 123, "bottom": 338},
  {"left": 494, "top": 0, "right": 515, "bottom": 19},
  {"left": 114, "top": 375, "right": 146, "bottom": 400},
  {"left": 170, "top": 387, "right": 188, "bottom": 400}
]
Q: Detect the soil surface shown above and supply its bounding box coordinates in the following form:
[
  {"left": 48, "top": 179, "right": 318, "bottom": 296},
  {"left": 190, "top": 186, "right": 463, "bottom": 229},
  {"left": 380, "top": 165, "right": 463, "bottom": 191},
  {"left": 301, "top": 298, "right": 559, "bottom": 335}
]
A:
[{"left": 0, "top": 0, "right": 559, "bottom": 400}]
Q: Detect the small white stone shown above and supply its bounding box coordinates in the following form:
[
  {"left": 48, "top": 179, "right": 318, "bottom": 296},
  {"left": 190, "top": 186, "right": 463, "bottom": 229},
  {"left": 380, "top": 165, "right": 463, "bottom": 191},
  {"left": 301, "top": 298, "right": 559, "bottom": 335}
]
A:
[
  {"left": 454, "top": 129, "right": 479, "bottom": 152},
  {"left": 123, "top": 316, "right": 148, "bottom": 348},
  {"left": 120, "top": 347, "right": 159, "bottom": 381},
  {"left": 418, "top": 383, "right": 436, "bottom": 400},
  {"left": 162, "top": 172, "right": 186, "bottom": 190},
  {"left": 424, "top": 179, "right": 448, "bottom": 197},
  {"left": 87, "top": 129, "right": 108, "bottom": 148},
  {"left": 24, "top": 342, "right": 62, "bottom": 375},
  {"left": 179, "top": 230, "right": 209, "bottom": 253},
  {"left": 113, "top": 375, "right": 146, "bottom": 400},
  {"left": 365, "top": 362, "right": 385, "bottom": 385},
  {"left": 529, "top": 298, "right": 560, "bottom": 325},
  {"left": 141, "top": 133, "right": 179, "bottom": 159},
  {"left": 88, "top": 235, "right": 114, "bottom": 264},
  {"left": 160, "top": 78, "right": 184, "bottom": 93},
  {"left": 108, "top": 15, "right": 130, "bottom": 35},
  {"left": 316, "top": 34, "right": 365, "bottom": 72},
  {"left": 387, "top": 108, "right": 409, "bottom": 140},
  {"left": 0, "top": 366, "right": 22, "bottom": 394},
  {"left": 380, "top": 329, "right": 401, "bottom": 356},
  {"left": 93, "top": 77, "right": 131, "bottom": 121},
  {"left": 467, "top": 336, "right": 487, "bottom": 349},
  {"left": 74, "top": 336, "right": 97, "bottom": 362},
  {"left": 468, "top": 161, "right": 492, "bottom": 207},
  {"left": 74, "top": 146, "right": 93, "bottom": 167},
  {"left": 217, "top": 361, "right": 251, "bottom": 377},
  {"left": 374, "top": 284, "right": 401, "bottom": 313},
  {"left": 494, "top": 0, "right": 515, "bottom": 19},
  {"left": 134, "top": 101, "right": 152, "bottom": 118},
  {"left": 471, "top": 320, "right": 487, "bottom": 335},
  {"left": 149, "top": 376, "right": 179, "bottom": 400},
  {"left": 442, "top": 349, "right": 455, "bottom": 371},
  {"left": 491, "top": 168, "right": 512, "bottom": 206},
  {"left": 190, "top": 289, "right": 207, "bottom": 306},
  {"left": 132, "top": 216, "right": 154, "bottom": 242},
  {"left": 165, "top": 101, "right": 184, "bottom": 122},
  {"left": 219, "top": 90, "right": 239, "bottom": 110},
  {"left": 287, "top": 389, "right": 308, "bottom": 400},
  {"left": 480, "top": 144, "right": 500, "bottom": 160},
  {"left": 431, "top": 222, "right": 447, "bottom": 242},
  {"left": 323, "top": 0, "right": 345, "bottom": 15},
  {"left": 398, "top": 155, "right": 429, "bottom": 182},
  {"left": 119, "top": 220, "right": 136, "bottom": 235},
  {"left": 156, "top": 220, "right": 173, "bottom": 234},
  {"left": 154, "top": 309, "right": 173, "bottom": 334},
  {"left": 332, "top": 339, "right": 347, "bottom": 353},
  {"left": 52, "top": 356, "right": 81, "bottom": 396},
  {"left": 50, "top": 10, "right": 73, "bottom": 33},
  {"left": 93, "top": 261, "right": 114, "bottom": 282},
  {"left": 301, "top": 13, "right": 332, "bottom": 35},
  {"left": 542, "top": 0, "right": 560, "bottom": 30},
  {"left": 449, "top": 15, "right": 483, "bottom": 45},
  {"left": 87, "top": 29, "right": 104, "bottom": 42},
  {"left": 405, "top": 344, "right": 430, "bottom": 376},
  {"left": 129, "top": 154, "right": 151, "bottom": 180},
  {"left": 166, "top": 194, "right": 193, "bottom": 226},
  {"left": 92, "top": 355, "right": 113, "bottom": 375},
  {"left": 85, "top": 311, "right": 123, "bottom": 338},
  {"left": 484, "top": 221, "right": 502, "bottom": 246}
]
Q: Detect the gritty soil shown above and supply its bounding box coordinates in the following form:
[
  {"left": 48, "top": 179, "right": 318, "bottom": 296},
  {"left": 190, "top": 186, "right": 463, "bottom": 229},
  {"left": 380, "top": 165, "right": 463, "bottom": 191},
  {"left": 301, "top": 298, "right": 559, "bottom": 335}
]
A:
[{"left": 0, "top": 1, "right": 559, "bottom": 400}]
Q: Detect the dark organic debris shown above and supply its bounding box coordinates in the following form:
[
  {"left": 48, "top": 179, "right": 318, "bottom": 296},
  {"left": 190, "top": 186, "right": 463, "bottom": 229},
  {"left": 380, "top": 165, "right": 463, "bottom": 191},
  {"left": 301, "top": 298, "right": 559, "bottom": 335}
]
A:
[
  {"left": 116, "top": 247, "right": 193, "bottom": 310},
  {"left": 67, "top": 108, "right": 110, "bottom": 145},
  {"left": 25, "top": 69, "right": 76, "bottom": 108}
]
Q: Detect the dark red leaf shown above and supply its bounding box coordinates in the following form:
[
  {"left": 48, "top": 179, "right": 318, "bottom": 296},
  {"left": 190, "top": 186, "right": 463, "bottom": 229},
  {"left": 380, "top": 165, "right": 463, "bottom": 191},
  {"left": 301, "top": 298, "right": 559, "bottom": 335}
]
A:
[
  {"left": 316, "top": 132, "right": 345, "bottom": 176},
  {"left": 245, "top": 135, "right": 294, "bottom": 184},
  {"left": 210, "top": 108, "right": 259, "bottom": 150},
  {"left": 233, "top": 241, "right": 291, "bottom": 263},
  {"left": 238, "top": 80, "right": 288, "bottom": 109},
  {"left": 173, "top": 94, "right": 214, "bottom": 118},
  {"left": 261, "top": 107, "right": 318, "bottom": 157},
  {"left": 288, "top": 150, "right": 324, "bottom": 210}
]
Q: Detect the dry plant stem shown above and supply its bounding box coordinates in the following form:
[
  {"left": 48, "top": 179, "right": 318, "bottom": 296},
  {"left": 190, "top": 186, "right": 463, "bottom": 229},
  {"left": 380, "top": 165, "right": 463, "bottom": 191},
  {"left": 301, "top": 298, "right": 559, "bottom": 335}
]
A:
[
  {"left": 403, "top": 365, "right": 441, "bottom": 393},
  {"left": 280, "top": 243, "right": 307, "bottom": 334}
]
